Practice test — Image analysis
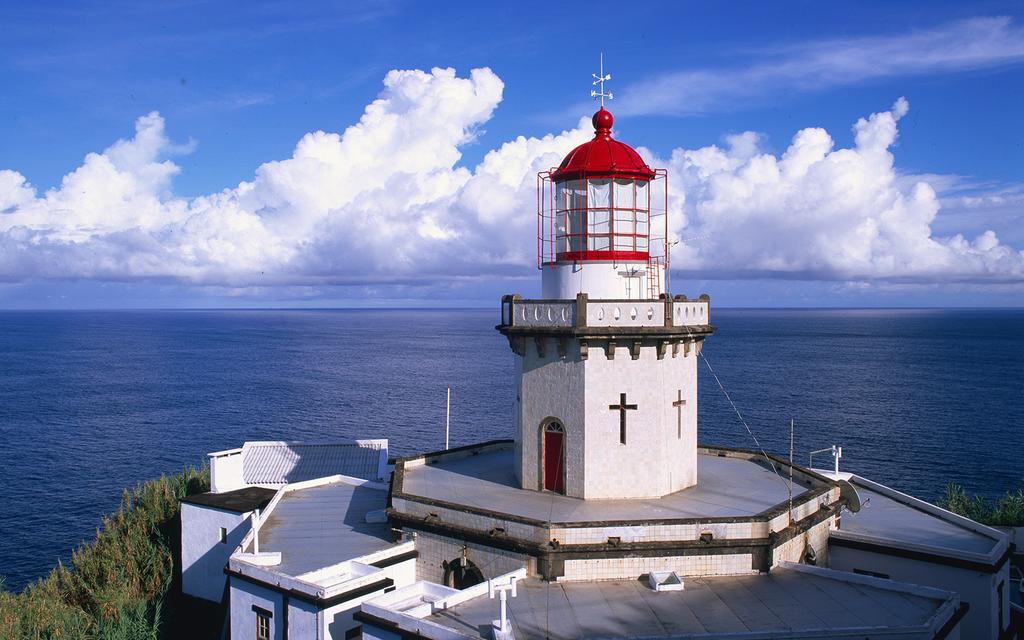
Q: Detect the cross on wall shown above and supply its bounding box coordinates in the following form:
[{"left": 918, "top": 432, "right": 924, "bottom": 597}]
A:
[
  {"left": 609, "top": 393, "right": 638, "bottom": 444},
  {"left": 673, "top": 390, "right": 687, "bottom": 439}
]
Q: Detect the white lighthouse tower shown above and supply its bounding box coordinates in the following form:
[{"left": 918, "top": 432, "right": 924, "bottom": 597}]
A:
[{"left": 498, "top": 66, "right": 715, "bottom": 500}]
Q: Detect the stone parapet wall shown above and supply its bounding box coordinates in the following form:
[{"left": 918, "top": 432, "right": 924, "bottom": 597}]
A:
[
  {"left": 500, "top": 293, "right": 712, "bottom": 332},
  {"left": 392, "top": 491, "right": 836, "bottom": 549},
  {"left": 392, "top": 497, "right": 548, "bottom": 545},
  {"left": 772, "top": 515, "right": 836, "bottom": 567},
  {"left": 413, "top": 531, "right": 529, "bottom": 584},
  {"left": 560, "top": 553, "right": 756, "bottom": 581}
]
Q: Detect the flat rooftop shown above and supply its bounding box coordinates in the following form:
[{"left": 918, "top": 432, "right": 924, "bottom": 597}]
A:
[
  {"left": 258, "top": 480, "right": 393, "bottom": 576},
  {"left": 425, "top": 566, "right": 957, "bottom": 639},
  {"left": 837, "top": 478, "right": 1004, "bottom": 556},
  {"left": 182, "top": 486, "right": 276, "bottom": 513},
  {"left": 400, "top": 447, "right": 807, "bottom": 523}
]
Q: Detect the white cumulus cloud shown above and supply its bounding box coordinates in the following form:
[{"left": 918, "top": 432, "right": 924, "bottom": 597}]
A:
[
  {"left": 662, "top": 97, "right": 1024, "bottom": 283},
  {"left": 0, "top": 68, "right": 1021, "bottom": 295}
]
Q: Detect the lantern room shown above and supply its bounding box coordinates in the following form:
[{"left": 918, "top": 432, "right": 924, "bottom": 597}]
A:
[{"left": 538, "top": 108, "right": 669, "bottom": 300}]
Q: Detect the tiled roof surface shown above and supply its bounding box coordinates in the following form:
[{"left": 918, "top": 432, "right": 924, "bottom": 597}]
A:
[{"left": 242, "top": 441, "right": 385, "bottom": 484}]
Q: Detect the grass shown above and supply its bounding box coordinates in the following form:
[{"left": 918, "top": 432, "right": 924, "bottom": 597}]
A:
[
  {"left": 0, "top": 466, "right": 209, "bottom": 639},
  {"left": 938, "top": 483, "right": 1024, "bottom": 527}
]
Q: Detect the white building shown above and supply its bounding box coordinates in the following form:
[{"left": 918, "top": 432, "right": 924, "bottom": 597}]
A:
[
  {"left": 825, "top": 473, "right": 1012, "bottom": 639},
  {"left": 179, "top": 97, "right": 1016, "bottom": 639}
]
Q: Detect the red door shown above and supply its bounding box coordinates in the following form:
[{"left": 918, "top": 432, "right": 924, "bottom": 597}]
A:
[{"left": 543, "top": 426, "right": 565, "bottom": 493}]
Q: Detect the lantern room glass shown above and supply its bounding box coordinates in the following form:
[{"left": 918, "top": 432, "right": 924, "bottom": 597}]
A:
[{"left": 553, "top": 178, "right": 650, "bottom": 257}]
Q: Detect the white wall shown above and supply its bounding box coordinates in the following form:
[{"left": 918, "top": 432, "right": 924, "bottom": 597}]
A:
[
  {"left": 230, "top": 578, "right": 284, "bottom": 640},
  {"left": 582, "top": 340, "right": 698, "bottom": 498},
  {"left": 288, "top": 598, "right": 319, "bottom": 640},
  {"left": 829, "top": 545, "right": 1009, "bottom": 639},
  {"left": 324, "top": 560, "right": 416, "bottom": 640},
  {"left": 516, "top": 341, "right": 586, "bottom": 496},
  {"left": 209, "top": 449, "right": 245, "bottom": 493},
  {"left": 362, "top": 626, "right": 404, "bottom": 640},
  {"left": 541, "top": 260, "right": 662, "bottom": 300},
  {"left": 228, "top": 559, "right": 416, "bottom": 640},
  {"left": 181, "top": 503, "right": 252, "bottom": 602},
  {"left": 515, "top": 336, "right": 700, "bottom": 500}
]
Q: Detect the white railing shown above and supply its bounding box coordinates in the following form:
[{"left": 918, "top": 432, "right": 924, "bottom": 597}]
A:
[
  {"left": 502, "top": 296, "right": 710, "bottom": 329},
  {"left": 587, "top": 301, "right": 664, "bottom": 327},
  {"left": 671, "top": 301, "right": 710, "bottom": 327},
  {"left": 504, "top": 300, "right": 576, "bottom": 327}
]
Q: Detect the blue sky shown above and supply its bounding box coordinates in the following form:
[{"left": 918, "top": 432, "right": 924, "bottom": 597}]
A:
[{"left": 1, "top": 0, "right": 1022, "bottom": 308}]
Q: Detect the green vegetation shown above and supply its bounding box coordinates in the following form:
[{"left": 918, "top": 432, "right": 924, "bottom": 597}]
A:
[
  {"left": 938, "top": 483, "right": 1024, "bottom": 527},
  {"left": 0, "top": 467, "right": 209, "bottom": 640}
]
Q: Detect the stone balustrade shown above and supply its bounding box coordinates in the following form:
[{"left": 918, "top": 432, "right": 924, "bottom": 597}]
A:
[{"left": 500, "top": 294, "right": 710, "bottom": 329}]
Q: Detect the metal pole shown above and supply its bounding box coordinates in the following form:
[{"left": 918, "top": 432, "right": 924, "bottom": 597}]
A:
[
  {"left": 500, "top": 590, "right": 508, "bottom": 631},
  {"left": 445, "top": 385, "right": 451, "bottom": 450}
]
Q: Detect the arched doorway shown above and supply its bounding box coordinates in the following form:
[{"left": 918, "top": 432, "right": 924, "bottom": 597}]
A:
[
  {"left": 542, "top": 420, "right": 566, "bottom": 494},
  {"left": 442, "top": 558, "right": 485, "bottom": 589}
]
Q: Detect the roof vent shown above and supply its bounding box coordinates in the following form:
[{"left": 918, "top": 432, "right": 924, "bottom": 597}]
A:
[{"left": 647, "top": 571, "right": 685, "bottom": 592}]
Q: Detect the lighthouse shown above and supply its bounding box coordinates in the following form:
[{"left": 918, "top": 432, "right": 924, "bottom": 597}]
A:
[{"left": 498, "top": 67, "right": 715, "bottom": 500}]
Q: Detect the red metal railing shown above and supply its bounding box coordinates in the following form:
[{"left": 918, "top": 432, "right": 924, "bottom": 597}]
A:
[{"left": 538, "top": 169, "right": 669, "bottom": 276}]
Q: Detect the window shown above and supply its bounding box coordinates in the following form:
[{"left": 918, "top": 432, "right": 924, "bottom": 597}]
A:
[
  {"left": 588, "top": 179, "right": 610, "bottom": 207},
  {"left": 613, "top": 179, "right": 634, "bottom": 209},
  {"left": 551, "top": 177, "right": 656, "bottom": 258},
  {"left": 559, "top": 180, "right": 586, "bottom": 253},
  {"left": 219, "top": 526, "right": 228, "bottom": 544},
  {"left": 635, "top": 209, "right": 649, "bottom": 236},
  {"left": 588, "top": 208, "right": 610, "bottom": 250},
  {"left": 635, "top": 180, "right": 649, "bottom": 210},
  {"left": 253, "top": 606, "right": 272, "bottom": 640},
  {"left": 345, "top": 626, "right": 363, "bottom": 640}
]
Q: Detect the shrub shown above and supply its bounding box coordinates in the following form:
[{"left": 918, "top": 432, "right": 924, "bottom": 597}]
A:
[
  {"left": 0, "top": 466, "right": 209, "bottom": 639},
  {"left": 939, "top": 483, "right": 1024, "bottom": 527}
]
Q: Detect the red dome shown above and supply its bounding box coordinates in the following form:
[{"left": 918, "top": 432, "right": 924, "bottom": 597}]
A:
[{"left": 550, "top": 108, "right": 655, "bottom": 182}]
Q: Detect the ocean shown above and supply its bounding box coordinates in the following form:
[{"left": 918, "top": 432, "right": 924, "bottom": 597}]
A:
[{"left": 0, "top": 308, "right": 1021, "bottom": 592}]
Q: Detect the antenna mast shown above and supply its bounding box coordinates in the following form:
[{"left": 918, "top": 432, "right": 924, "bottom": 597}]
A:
[
  {"left": 788, "top": 419, "right": 794, "bottom": 526},
  {"left": 591, "top": 52, "right": 613, "bottom": 107}
]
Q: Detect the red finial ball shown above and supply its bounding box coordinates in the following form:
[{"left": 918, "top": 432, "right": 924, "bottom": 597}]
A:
[{"left": 592, "top": 108, "right": 614, "bottom": 132}]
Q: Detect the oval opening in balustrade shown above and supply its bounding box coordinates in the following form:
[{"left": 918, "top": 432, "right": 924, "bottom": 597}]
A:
[
  {"left": 646, "top": 307, "right": 654, "bottom": 320},
  {"left": 560, "top": 308, "right": 568, "bottom": 322},
  {"left": 597, "top": 307, "right": 605, "bottom": 321},
  {"left": 630, "top": 307, "right": 637, "bottom": 320},
  {"left": 547, "top": 308, "right": 553, "bottom": 321},
  {"left": 613, "top": 307, "right": 621, "bottom": 321},
  {"left": 534, "top": 307, "right": 540, "bottom": 321}
]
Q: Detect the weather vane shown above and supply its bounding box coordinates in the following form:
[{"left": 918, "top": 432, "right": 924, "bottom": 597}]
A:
[{"left": 591, "top": 52, "right": 613, "bottom": 107}]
